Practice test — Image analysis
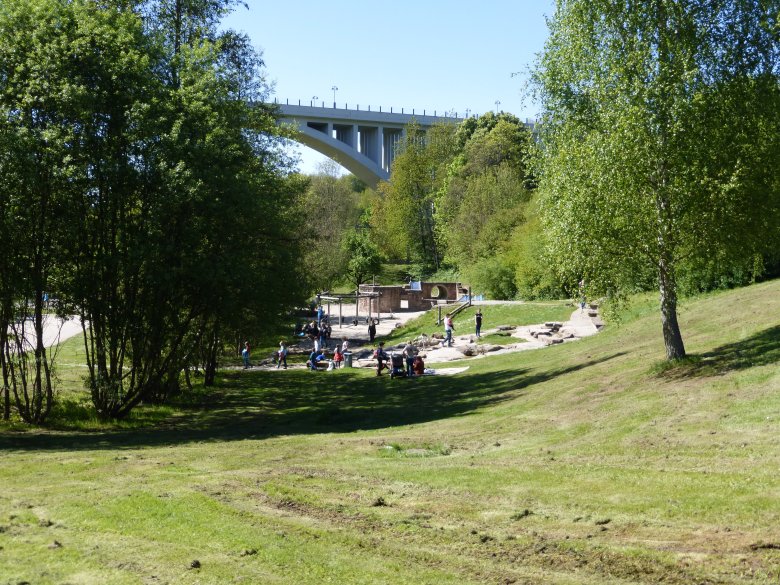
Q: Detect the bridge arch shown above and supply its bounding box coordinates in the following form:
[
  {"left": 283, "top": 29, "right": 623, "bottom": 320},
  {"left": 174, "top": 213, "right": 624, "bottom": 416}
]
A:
[{"left": 277, "top": 103, "right": 460, "bottom": 188}]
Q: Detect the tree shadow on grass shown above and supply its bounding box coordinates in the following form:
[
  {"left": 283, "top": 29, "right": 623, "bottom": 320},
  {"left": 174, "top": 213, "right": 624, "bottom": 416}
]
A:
[
  {"left": 656, "top": 325, "right": 780, "bottom": 379},
  {"left": 0, "top": 353, "right": 625, "bottom": 452}
]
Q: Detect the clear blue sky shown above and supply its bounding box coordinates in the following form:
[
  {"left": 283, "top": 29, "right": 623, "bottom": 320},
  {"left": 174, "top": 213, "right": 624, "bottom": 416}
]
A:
[{"left": 222, "top": 1, "right": 556, "bottom": 174}]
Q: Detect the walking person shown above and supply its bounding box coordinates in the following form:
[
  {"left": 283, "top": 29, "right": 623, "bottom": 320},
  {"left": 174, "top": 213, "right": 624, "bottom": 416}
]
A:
[
  {"left": 444, "top": 314, "right": 454, "bottom": 347},
  {"left": 475, "top": 310, "right": 483, "bottom": 339},
  {"left": 319, "top": 322, "right": 327, "bottom": 349},
  {"left": 241, "top": 341, "right": 251, "bottom": 369},
  {"left": 368, "top": 319, "right": 376, "bottom": 343},
  {"left": 277, "top": 341, "right": 288, "bottom": 369}
]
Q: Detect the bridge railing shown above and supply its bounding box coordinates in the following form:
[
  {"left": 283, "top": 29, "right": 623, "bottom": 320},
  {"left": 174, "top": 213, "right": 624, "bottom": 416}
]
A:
[
  {"left": 272, "top": 98, "right": 539, "bottom": 131},
  {"left": 273, "top": 97, "right": 468, "bottom": 120}
]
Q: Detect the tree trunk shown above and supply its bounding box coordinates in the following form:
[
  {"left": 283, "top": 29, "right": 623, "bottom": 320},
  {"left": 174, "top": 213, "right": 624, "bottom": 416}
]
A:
[
  {"left": 658, "top": 258, "right": 686, "bottom": 360},
  {"left": 1, "top": 298, "right": 10, "bottom": 420},
  {"left": 204, "top": 328, "right": 219, "bottom": 387}
]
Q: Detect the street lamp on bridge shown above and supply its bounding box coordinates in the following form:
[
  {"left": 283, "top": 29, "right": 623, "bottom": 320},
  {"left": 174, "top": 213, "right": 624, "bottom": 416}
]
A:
[
  {"left": 311, "top": 95, "right": 318, "bottom": 107},
  {"left": 495, "top": 100, "right": 501, "bottom": 114},
  {"left": 331, "top": 85, "right": 338, "bottom": 108}
]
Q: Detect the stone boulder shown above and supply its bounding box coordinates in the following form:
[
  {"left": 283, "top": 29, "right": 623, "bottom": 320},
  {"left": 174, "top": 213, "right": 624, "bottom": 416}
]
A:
[{"left": 459, "top": 345, "right": 478, "bottom": 356}]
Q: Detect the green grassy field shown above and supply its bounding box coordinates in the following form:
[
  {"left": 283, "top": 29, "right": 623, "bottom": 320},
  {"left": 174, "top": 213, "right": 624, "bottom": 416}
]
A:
[{"left": 1, "top": 281, "right": 779, "bottom": 584}]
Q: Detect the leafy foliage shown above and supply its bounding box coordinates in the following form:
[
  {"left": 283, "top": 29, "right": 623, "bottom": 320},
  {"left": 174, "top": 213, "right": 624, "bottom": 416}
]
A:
[
  {"left": 0, "top": 0, "right": 306, "bottom": 420},
  {"left": 342, "top": 229, "right": 384, "bottom": 289},
  {"left": 298, "top": 166, "right": 367, "bottom": 292},
  {"left": 532, "top": 0, "right": 780, "bottom": 358}
]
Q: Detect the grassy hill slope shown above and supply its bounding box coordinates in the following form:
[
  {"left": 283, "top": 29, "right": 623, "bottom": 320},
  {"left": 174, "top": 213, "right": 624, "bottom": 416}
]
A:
[{"left": 1, "top": 280, "right": 779, "bottom": 584}]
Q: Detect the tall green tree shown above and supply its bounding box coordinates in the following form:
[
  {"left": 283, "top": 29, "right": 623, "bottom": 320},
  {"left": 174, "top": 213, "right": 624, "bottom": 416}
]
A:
[
  {"left": 0, "top": 0, "right": 84, "bottom": 422},
  {"left": 534, "top": 0, "right": 780, "bottom": 359},
  {"left": 342, "top": 229, "right": 383, "bottom": 290},
  {"left": 62, "top": 1, "right": 303, "bottom": 413},
  {"left": 372, "top": 122, "right": 457, "bottom": 272},
  {"left": 298, "top": 162, "right": 366, "bottom": 292}
]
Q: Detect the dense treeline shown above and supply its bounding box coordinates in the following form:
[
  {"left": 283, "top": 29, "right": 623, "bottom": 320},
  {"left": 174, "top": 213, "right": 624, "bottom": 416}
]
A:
[
  {"left": 0, "top": 0, "right": 308, "bottom": 422},
  {"left": 369, "top": 113, "right": 550, "bottom": 300},
  {"left": 364, "top": 1, "right": 779, "bottom": 361},
  {"left": 533, "top": 0, "right": 780, "bottom": 359}
]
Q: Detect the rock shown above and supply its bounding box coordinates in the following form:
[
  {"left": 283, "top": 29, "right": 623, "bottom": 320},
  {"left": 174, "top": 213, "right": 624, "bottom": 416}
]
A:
[
  {"left": 190, "top": 560, "right": 201, "bottom": 569},
  {"left": 550, "top": 338, "right": 564, "bottom": 344},
  {"left": 460, "top": 345, "right": 477, "bottom": 356},
  {"left": 483, "top": 344, "right": 502, "bottom": 352},
  {"left": 496, "top": 325, "right": 516, "bottom": 331}
]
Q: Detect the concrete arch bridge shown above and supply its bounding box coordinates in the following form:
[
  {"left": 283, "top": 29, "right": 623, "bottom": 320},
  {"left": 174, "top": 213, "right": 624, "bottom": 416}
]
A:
[{"left": 275, "top": 101, "right": 462, "bottom": 188}]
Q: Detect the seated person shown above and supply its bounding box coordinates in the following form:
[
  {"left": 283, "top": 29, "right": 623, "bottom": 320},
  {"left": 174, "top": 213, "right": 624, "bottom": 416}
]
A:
[
  {"left": 412, "top": 355, "right": 425, "bottom": 376},
  {"left": 307, "top": 349, "right": 329, "bottom": 370}
]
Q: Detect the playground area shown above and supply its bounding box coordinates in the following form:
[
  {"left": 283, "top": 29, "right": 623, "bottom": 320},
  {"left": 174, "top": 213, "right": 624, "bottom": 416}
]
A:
[{"left": 261, "top": 302, "right": 602, "bottom": 372}]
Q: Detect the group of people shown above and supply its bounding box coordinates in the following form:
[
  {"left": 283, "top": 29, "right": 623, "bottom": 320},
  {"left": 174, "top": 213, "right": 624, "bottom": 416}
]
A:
[
  {"left": 307, "top": 337, "right": 350, "bottom": 371},
  {"left": 373, "top": 340, "right": 425, "bottom": 377},
  {"left": 443, "top": 309, "right": 483, "bottom": 346},
  {"left": 244, "top": 307, "right": 486, "bottom": 373},
  {"left": 301, "top": 318, "right": 332, "bottom": 348}
]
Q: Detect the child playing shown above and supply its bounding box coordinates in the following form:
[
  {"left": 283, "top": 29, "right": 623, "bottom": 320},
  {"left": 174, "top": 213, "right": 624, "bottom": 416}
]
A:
[{"left": 333, "top": 346, "right": 343, "bottom": 368}]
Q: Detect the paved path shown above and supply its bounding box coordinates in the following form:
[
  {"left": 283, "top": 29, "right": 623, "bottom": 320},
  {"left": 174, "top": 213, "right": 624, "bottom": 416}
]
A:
[
  {"left": 7, "top": 315, "right": 82, "bottom": 350},
  {"left": 325, "top": 310, "right": 429, "bottom": 344}
]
